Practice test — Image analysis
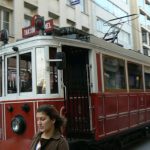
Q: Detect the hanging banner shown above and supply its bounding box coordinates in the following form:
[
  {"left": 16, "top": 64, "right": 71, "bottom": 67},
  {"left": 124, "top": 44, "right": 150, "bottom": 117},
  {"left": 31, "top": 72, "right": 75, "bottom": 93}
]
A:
[{"left": 70, "top": 0, "right": 80, "bottom": 5}]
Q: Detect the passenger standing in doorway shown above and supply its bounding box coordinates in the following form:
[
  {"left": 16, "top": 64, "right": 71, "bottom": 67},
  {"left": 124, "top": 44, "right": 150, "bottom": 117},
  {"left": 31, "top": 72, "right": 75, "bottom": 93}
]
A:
[{"left": 30, "top": 104, "right": 69, "bottom": 150}]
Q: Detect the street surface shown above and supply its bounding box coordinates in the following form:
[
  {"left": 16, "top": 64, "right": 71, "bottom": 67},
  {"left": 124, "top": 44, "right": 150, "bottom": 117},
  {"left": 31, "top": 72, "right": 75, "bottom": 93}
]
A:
[{"left": 124, "top": 137, "right": 150, "bottom": 150}]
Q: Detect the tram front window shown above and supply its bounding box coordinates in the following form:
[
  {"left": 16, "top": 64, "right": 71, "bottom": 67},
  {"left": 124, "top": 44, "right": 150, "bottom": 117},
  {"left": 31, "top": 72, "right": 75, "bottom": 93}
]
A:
[
  {"left": 19, "top": 52, "right": 32, "bottom": 92},
  {"left": 36, "top": 47, "right": 58, "bottom": 94},
  {"left": 49, "top": 48, "right": 58, "bottom": 94},
  {"left": 7, "top": 56, "right": 17, "bottom": 93},
  {"left": 36, "top": 48, "right": 46, "bottom": 94}
]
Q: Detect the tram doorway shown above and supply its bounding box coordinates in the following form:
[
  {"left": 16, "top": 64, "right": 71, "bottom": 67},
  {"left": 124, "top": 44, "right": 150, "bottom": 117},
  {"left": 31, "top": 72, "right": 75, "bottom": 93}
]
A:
[{"left": 62, "top": 45, "right": 92, "bottom": 139}]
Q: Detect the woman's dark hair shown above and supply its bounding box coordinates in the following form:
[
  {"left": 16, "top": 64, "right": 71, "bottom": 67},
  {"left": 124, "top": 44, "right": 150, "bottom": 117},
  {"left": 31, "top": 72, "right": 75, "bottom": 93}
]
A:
[{"left": 37, "top": 105, "right": 63, "bottom": 131}]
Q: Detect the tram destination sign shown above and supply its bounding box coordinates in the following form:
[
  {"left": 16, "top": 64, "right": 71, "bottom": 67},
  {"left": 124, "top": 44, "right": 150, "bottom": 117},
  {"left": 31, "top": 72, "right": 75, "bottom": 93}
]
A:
[{"left": 22, "top": 15, "right": 54, "bottom": 38}]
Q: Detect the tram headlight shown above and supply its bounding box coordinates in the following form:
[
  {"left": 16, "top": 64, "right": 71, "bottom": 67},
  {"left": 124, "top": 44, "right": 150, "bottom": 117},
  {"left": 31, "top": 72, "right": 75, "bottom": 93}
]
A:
[{"left": 11, "top": 115, "right": 26, "bottom": 134}]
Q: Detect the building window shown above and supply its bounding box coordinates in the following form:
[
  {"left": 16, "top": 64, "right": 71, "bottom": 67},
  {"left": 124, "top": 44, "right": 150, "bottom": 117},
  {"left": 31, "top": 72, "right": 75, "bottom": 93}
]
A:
[
  {"left": 143, "top": 47, "right": 149, "bottom": 56},
  {"left": 142, "top": 29, "right": 147, "bottom": 44},
  {"left": 138, "top": 0, "right": 145, "bottom": 7},
  {"left": 80, "top": 0, "right": 87, "bottom": 13},
  {"left": 118, "top": 30, "right": 131, "bottom": 47},
  {"left": 67, "top": 19, "right": 75, "bottom": 27},
  {"left": 48, "top": 11, "right": 59, "bottom": 26},
  {"left": 82, "top": 26, "right": 89, "bottom": 33},
  {"left": 139, "top": 14, "right": 146, "bottom": 27},
  {"left": 0, "top": 9, "right": 10, "bottom": 32},
  {"left": 96, "top": 17, "right": 109, "bottom": 33},
  {"left": 121, "top": 0, "right": 128, "bottom": 4},
  {"left": 24, "top": 15, "right": 31, "bottom": 27},
  {"left": 94, "top": 0, "right": 128, "bottom": 17},
  {"left": 24, "top": 2, "right": 37, "bottom": 27}
]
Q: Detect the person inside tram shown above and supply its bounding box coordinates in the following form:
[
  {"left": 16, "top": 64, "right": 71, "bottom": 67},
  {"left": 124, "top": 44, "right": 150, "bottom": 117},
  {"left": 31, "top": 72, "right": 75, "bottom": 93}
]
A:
[
  {"left": 30, "top": 104, "right": 69, "bottom": 150},
  {"left": 21, "top": 71, "right": 32, "bottom": 92}
]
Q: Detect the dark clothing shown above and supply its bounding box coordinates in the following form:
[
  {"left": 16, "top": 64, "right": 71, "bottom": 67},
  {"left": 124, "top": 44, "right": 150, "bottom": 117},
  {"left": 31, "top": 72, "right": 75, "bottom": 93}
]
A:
[
  {"left": 21, "top": 80, "right": 32, "bottom": 92},
  {"left": 30, "top": 131, "right": 69, "bottom": 150}
]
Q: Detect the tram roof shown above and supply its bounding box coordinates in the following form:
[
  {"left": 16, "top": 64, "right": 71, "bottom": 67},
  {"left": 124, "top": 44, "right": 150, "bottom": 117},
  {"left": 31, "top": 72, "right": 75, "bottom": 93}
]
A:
[{"left": 0, "top": 35, "right": 150, "bottom": 65}]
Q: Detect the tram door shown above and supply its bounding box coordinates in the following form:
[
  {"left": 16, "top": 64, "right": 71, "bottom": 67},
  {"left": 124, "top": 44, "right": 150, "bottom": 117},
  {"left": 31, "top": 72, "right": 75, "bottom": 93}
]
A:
[{"left": 62, "top": 46, "right": 91, "bottom": 139}]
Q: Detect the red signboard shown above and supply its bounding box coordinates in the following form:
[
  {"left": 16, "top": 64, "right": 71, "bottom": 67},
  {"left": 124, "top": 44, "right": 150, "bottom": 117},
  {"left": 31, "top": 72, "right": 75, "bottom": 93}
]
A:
[
  {"left": 44, "top": 20, "right": 54, "bottom": 32},
  {"left": 22, "top": 19, "right": 54, "bottom": 38}
]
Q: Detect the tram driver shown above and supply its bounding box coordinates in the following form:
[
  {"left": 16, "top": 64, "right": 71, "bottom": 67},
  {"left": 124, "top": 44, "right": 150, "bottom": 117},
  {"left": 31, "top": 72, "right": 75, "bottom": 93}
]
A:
[{"left": 21, "top": 71, "right": 32, "bottom": 92}]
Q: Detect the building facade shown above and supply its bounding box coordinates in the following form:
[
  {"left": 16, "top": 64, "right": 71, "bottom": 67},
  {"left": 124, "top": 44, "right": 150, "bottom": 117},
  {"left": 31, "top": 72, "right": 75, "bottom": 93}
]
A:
[
  {"left": 0, "top": 0, "right": 91, "bottom": 43},
  {"left": 130, "top": 0, "right": 150, "bottom": 56},
  {"left": 0, "top": 0, "right": 141, "bottom": 51},
  {"left": 92, "top": 0, "right": 132, "bottom": 49}
]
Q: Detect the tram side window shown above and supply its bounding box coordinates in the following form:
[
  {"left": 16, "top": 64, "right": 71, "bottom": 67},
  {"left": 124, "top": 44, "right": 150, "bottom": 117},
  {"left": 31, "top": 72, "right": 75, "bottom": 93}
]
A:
[
  {"left": 127, "top": 62, "right": 143, "bottom": 89},
  {"left": 7, "top": 56, "right": 17, "bottom": 93},
  {"left": 19, "top": 52, "right": 32, "bottom": 92},
  {"left": 0, "top": 57, "right": 2, "bottom": 96},
  {"left": 103, "top": 55, "right": 126, "bottom": 90},
  {"left": 36, "top": 48, "right": 46, "bottom": 94},
  {"left": 49, "top": 47, "right": 58, "bottom": 94},
  {"left": 144, "top": 66, "right": 150, "bottom": 90}
]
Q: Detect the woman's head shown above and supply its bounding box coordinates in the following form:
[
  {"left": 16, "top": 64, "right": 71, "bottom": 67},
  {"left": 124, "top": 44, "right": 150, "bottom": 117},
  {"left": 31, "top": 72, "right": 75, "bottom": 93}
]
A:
[{"left": 36, "top": 105, "right": 63, "bottom": 133}]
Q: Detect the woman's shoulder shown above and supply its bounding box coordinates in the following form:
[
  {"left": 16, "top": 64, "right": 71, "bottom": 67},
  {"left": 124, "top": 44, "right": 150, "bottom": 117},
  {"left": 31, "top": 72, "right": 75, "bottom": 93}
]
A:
[
  {"left": 58, "top": 135, "right": 69, "bottom": 150},
  {"left": 59, "top": 134, "right": 67, "bottom": 141},
  {"left": 51, "top": 131, "right": 69, "bottom": 150}
]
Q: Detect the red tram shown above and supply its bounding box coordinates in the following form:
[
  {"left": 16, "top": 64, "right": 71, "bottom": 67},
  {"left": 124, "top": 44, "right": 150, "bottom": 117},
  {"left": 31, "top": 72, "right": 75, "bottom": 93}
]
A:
[{"left": 0, "top": 26, "right": 150, "bottom": 150}]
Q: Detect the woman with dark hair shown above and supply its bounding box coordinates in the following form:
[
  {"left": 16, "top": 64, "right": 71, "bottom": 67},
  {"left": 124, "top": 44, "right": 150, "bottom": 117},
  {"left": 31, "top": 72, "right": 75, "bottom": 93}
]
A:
[{"left": 30, "top": 105, "right": 69, "bottom": 150}]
